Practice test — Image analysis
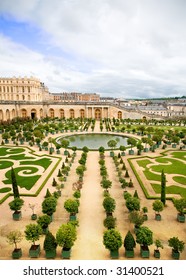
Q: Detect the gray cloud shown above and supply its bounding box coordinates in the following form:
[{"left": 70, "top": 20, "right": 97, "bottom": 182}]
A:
[{"left": 0, "top": 0, "right": 186, "bottom": 98}]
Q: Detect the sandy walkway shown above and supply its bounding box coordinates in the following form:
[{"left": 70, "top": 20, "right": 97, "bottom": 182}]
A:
[{"left": 72, "top": 152, "right": 107, "bottom": 259}]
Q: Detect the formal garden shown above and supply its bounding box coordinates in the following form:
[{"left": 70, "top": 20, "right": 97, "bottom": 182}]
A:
[{"left": 0, "top": 117, "right": 185, "bottom": 260}]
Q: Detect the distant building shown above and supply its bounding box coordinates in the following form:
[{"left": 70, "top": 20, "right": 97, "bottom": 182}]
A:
[
  {"left": 137, "top": 105, "right": 168, "bottom": 117},
  {"left": 51, "top": 92, "right": 100, "bottom": 102}
]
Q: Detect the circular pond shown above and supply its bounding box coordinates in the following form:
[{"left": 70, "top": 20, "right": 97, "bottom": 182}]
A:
[{"left": 57, "top": 133, "right": 128, "bottom": 150}]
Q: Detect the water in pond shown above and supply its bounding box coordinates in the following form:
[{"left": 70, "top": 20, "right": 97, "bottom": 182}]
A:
[{"left": 57, "top": 133, "right": 128, "bottom": 150}]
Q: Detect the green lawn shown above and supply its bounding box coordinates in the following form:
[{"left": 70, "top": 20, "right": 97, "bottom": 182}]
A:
[
  {"left": 0, "top": 147, "right": 25, "bottom": 156},
  {"left": 0, "top": 160, "right": 14, "bottom": 169},
  {"left": 152, "top": 158, "right": 186, "bottom": 175},
  {"left": 151, "top": 183, "right": 186, "bottom": 199},
  {"left": 171, "top": 151, "right": 186, "bottom": 161},
  {"left": 134, "top": 151, "right": 186, "bottom": 200},
  {"left": 136, "top": 159, "right": 153, "bottom": 168},
  {"left": 0, "top": 146, "right": 54, "bottom": 198},
  {"left": 3, "top": 167, "right": 40, "bottom": 190},
  {"left": 173, "top": 176, "right": 186, "bottom": 185},
  {"left": 20, "top": 158, "right": 52, "bottom": 170}
]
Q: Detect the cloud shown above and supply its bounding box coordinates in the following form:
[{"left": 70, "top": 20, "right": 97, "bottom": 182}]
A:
[{"left": 0, "top": 0, "right": 186, "bottom": 98}]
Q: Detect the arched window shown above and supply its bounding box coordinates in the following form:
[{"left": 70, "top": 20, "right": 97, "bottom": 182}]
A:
[
  {"left": 118, "top": 111, "right": 122, "bottom": 119},
  {"left": 49, "top": 108, "right": 55, "bottom": 118},
  {"left": 60, "top": 109, "right": 65, "bottom": 118},
  {"left": 69, "top": 109, "right": 75, "bottom": 118},
  {"left": 80, "top": 109, "right": 85, "bottom": 118}
]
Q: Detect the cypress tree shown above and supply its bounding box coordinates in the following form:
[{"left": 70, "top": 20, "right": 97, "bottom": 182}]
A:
[
  {"left": 11, "top": 167, "right": 19, "bottom": 198},
  {"left": 161, "top": 169, "right": 166, "bottom": 205}
]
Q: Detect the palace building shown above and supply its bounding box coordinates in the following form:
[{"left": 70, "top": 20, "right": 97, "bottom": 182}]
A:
[{"left": 0, "top": 76, "right": 172, "bottom": 122}]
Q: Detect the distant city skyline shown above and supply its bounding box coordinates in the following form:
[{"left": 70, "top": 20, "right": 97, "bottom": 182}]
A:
[{"left": 0, "top": 0, "right": 186, "bottom": 99}]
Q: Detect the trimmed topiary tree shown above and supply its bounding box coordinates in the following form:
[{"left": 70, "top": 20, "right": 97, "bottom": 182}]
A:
[
  {"left": 161, "top": 169, "right": 166, "bottom": 206},
  {"left": 103, "top": 196, "right": 116, "bottom": 216},
  {"left": 125, "top": 197, "right": 140, "bottom": 212},
  {"left": 9, "top": 197, "right": 24, "bottom": 220},
  {"left": 136, "top": 226, "right": 153, "bottom": 258},
  {"left": 103, "top": 216, "right": 116, "bottom": 229},
  {"left": 103, "top": 229, "right": 122, "bottom": 259},
  {"left": 11, "top": 167, "right": 19, "bottom": 198},
  {"left": 64, "top": 198, "right": 79, "bottom": 221},
  {"left": 152, "top": 200, "right": 164, "bottom": 221},
  {"left": 24, "top": 223, "right": 42, "bottom": 257},
  {"left": 124, "top": 230, "right": 136, "bottom": 258},
  {"left": 56, "top": 222, "right": 77, "bottom": 259},
  {"left": 168, "top": 236, "right": 185, "bottom": 260},
  {"left": 42, "top": 196, "right": 57, "bottom": 220},
  {"left": 43, "top": 231, "right": 57, "bottom": 259}
]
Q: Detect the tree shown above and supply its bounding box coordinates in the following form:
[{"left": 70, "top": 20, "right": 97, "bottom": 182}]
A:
[
  {"left": 161, "top": 170, "right": 166, "bottom": 205},
  {"left": 103, "top": 216, "right": 116, "bottom": 229},
  {"left": 125, "top": 197, "right": 140, "bottom": 212},
  {"left": 101, "top": 178, "right": 112, "bottom": 190},
  {"left": 64, "top": 199, "right": 79, "bottom": 215},
  {"left": 7, "top": 230, "right": 23, "bottom": 250},
  {"left": 173, "top": 198, "right": 186, "bottom": 216},
  {"left": 42, "top": 196, "right": 57, "bottom": 217},
  {"left": 128, "top": 210, "right": 145, "bottom": 229},
  {"left": 103, "top": 196, "right": 116, "bottom": 214},
  {"left": 56, "top": 223, "right": 77, "bottom": 250},
  {"left": 61, "top": 139, "right": 70, "bottom": 150},
  {"left": 107, "top": 139, "right": 117, "bottom": 150},
  {"left": 127, "top": 137, "right": 137, "bottom": 151},
  {"left": 37, "top": 214, "right": 51, "bottom": 232},
  {"left": 124, "top": 230, "right": 136, "bottom": 251},
  {"left": 136, "top": 226, "right": 153, "bottom": 247},
  {"left": 11, "top": 167, "right": 19, "bottom": 198},
  {"left": 152, "top": 200, "right": 164, "bottom": 215},
  {"left": 103, "top": 229, "right": 122, "bottom": 252},
  {"left": 9, "top": 197, "right": 24, "bottom": 213},
  {"left": 43, "top": 231, "right": 57, "bottom": 252},
  {"left": 24, "top": 224, "right": 42, "bottom": 246},
  {"left": 168, "top": 237, "right": 185, "bottom": 257}
]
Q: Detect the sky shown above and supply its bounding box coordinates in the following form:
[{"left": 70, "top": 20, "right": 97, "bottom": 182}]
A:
[{"left": 0, "top": 0, "right": 186, "bottom": 99}]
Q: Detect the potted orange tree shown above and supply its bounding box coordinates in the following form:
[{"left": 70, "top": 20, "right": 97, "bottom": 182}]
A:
[
  {"left": 24, "top": 223, "right": 42, "bottom": 258},
  {"left": 103, "top": 229, "right": 122, "bottom": 259},
  {"left": 136, "top": 226, "right": 153, "bottom": 258},
  {"left": 173, "top": 198, "right": 186, "bottom": 223},
  {"left": 168, "top": 236, "right": 185, "bottom": 259},
  {"left": 9, "top": 197, "right": 24, "bottom": 220},
  {"left": 6, "top": 230, "right": 23, "bottom": 259},
  {"left": 56, "top": 222, "right": 77, "bottom": 259}
]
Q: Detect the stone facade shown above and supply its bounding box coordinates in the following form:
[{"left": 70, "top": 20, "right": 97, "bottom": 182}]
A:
[{"left": 0, "top": 76, "right": 156, "bottom": 122}]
